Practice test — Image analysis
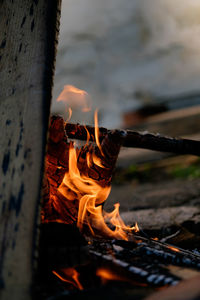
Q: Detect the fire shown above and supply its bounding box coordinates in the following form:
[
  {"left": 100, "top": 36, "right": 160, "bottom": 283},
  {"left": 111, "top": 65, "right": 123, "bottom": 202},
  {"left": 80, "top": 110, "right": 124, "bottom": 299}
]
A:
[
  {"left": 45, "top": 85, "right": 139, "bottom": 240},
  {"left": 57, "top": 84, "right": 91, "bottom": 113},
  {"left": 167, "top": 245, "right": 180, "bottom": 253},
  {"left": 52, "top": 268, "right": 83, "bottom": 290},
  {"left": 94, "top": 109, "right": 104, "bottom": 157},
  {"left": 96, "top": 268, "right": 125, "bottom": 283},
  {"left": 96, "top": 268, "right": 148, "bottom": 287},
  {"left": 58, "top": 141, "right": 136, "bottom": 240}
]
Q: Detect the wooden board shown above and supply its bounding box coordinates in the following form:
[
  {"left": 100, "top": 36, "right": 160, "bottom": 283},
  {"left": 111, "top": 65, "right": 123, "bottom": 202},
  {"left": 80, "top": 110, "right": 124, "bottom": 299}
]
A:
[{"left": 0, "top": 1, "right": 61, "bottom": 299}]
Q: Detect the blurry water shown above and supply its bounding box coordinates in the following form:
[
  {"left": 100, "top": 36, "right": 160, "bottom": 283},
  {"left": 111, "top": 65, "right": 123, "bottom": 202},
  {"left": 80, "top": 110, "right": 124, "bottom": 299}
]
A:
[{"left": 52, "top": 0, "right": 200, "bottom": 127}]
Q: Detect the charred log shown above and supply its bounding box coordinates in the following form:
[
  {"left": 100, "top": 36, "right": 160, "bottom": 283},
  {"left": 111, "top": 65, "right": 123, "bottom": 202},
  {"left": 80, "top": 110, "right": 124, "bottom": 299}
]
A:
[
  {"left": 133, "top": 236, "right": 200, "bottom": 270},
  {"left": 88, "top": 236, "right": 200, "bottom": 288},
  {"left": 65, "top": 123, "right": 200, "bottom": 156},
  {"left": 42, "top": 116, "right": 125, "bottom": 225}
]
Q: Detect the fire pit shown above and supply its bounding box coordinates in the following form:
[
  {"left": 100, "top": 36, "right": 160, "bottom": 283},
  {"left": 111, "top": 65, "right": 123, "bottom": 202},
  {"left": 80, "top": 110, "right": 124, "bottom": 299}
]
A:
[
  {"left": 36, "top": 108, "right": 200, "bottom": 300},
  {"left": 1, "top": 2, "right": 200, "bottom": 300}
]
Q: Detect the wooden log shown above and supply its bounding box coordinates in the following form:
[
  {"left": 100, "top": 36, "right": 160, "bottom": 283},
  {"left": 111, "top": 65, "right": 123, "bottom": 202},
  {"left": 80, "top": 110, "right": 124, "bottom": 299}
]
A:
[
  {"left": 65, "top": 123, "right": 200, "bottom": 156},
  {"left": 42, "top": 116, "right": 125, "bottom": 225},
  {"left": 0, "top": 1, "right": 61, "bottom": 299}
]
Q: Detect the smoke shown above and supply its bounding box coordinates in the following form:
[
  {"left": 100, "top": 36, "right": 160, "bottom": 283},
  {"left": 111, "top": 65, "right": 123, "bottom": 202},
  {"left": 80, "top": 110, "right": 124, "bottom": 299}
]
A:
[
  {"left": 52, "top": 0, "right": 200, "bottom": 127},
  {"left": 139, "top": 0, "right": 200, "bottom": 53}
]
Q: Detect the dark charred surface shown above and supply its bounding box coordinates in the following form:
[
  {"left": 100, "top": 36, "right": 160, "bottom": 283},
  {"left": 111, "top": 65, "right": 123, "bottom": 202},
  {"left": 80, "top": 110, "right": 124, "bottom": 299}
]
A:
[
  {"left": 35, "top": 222, "right": 200, "bottom": 300},
  {"left": 65, "top": 123, "right": 200, "bottom": 156},
  {"left": 42, "top": 115, "right": 125, "bottom": 224}
]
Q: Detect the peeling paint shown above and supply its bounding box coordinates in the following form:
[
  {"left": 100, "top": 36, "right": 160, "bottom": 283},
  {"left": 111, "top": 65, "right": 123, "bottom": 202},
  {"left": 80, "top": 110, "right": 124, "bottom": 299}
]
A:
[
  {"left": 20, "top": 16, "right": 26, "bottom": 28},
  {"left": 2, "top": 152, "right": 10, "bottom": 175},
  {"left": 31, "top": 19, "right": 35, "bottom": 32},
  {"left": 0, "top": 38, "right": 6, "bottom": 49},
  {"left": 8, "top": 184, "right": 24, "bottom": 217}
]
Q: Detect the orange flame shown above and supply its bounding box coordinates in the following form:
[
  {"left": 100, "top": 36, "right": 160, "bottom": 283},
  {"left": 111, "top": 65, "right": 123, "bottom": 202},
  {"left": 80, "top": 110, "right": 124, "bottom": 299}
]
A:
[
  {"left": 56, "top": 85, "right": 91, "bottom": 113},
  {"left": 52, "top": 268, "right": 83, "bottom": 290},
  {"left": 57, "top": 111, "right": 138, "bottom": 240},
  {"left": 167, "top": 245, "right": 180, "bottom": 253},
  {"left": 96, "top": 268, "right": 148, "bottom": 287},
  {"left": 94, "top": 109, "right": 104, "bottom": 157},
  {"left": 96, "top": 268, "right": 125, "bottom": 282},
  {"left": 84, "top": 125, "right": 91, "bottom": 146}
]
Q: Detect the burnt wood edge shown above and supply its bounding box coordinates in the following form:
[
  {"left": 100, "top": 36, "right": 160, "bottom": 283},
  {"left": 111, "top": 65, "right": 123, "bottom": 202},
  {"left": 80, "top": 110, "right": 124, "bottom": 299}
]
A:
[{"left": 65, "top": 122, "right": 200, "bottom": 156}]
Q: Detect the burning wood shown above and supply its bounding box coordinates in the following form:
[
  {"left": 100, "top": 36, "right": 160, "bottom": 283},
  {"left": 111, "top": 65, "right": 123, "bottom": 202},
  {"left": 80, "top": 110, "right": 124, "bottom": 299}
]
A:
[
  {"left": 89, "top": 235, "right": 200, "bottom": 287},
  {"left": 44, "top": 229, "right": 200, "bottom": 292},
  {"left": 52, "top": 268, "right": 83, "bottom": 290},
  {"left": 42, "top": 115, "right": 137, "bottom": 240},
  {"left": 40, "top": 85, "right": 200, "bottom": 298},
  {"left": 65, "top": 123, "right": 200, "bottom": 156}
]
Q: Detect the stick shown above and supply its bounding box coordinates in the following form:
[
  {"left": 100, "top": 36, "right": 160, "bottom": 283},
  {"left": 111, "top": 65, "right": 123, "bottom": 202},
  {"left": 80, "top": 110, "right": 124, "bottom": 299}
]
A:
[{"left": 65, "top": 123, "right": 200, "bottom": 156}]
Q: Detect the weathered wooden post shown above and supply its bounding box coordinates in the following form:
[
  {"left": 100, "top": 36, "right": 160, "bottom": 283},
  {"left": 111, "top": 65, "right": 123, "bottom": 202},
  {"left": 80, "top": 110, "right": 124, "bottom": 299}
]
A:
[{"left": 0, "top": 1, "right": 62, "bottom": 299}]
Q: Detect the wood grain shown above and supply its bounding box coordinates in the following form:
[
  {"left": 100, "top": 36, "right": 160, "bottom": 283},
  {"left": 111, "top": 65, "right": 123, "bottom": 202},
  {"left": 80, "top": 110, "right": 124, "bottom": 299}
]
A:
[{"left": 0, "top": 1, "right": 61, "bottom": 299}]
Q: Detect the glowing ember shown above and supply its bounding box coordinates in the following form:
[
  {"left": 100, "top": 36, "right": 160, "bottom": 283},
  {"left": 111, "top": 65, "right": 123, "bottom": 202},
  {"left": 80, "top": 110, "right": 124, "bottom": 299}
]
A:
[
  {"left": 96, "top": 268, "right": 148, "bottom": 287},
  {"left": 52, "top": 268, "right": 83, "bottom": 290},
  {"left": 167, "top": 245, "right": 180, "bottom": 253},
  {"left": 96, "top": 268, "right": 125, "bottom": 283}
]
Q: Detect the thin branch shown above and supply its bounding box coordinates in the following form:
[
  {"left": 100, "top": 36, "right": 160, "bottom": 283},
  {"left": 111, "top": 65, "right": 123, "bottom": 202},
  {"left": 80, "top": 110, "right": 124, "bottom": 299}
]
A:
[{"left": 65, "top": 123, "right": 200, "bottom": 156}]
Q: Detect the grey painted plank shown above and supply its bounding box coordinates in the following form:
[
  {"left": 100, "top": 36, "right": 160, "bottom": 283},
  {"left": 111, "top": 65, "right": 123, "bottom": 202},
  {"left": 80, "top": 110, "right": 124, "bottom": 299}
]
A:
[{"left": 0, "top": 1, "right": 61, "bottom": 299}]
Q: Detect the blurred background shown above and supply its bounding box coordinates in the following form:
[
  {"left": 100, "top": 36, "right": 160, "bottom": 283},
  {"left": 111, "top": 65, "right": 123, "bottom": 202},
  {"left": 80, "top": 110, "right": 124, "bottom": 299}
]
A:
[{"left": 52, "top": 0, "right": 200, "bottom": 129}]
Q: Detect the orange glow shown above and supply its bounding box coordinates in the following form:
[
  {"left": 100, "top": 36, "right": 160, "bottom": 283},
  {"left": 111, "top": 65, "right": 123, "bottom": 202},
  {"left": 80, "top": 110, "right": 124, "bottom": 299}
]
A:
[
  {"left": 96, "top": 268, "right": 148, "bottom": 287},
  {"left": 152, "top": 237, "right": 159, "bottom": 241},
  {"left": 92, "top": 154, "right": 105, "bottom": 169},
  {"left": 56, "top": 85, "right": 91, "bottom": 112},
  {"left": 167, "top": 245, "right": 180, "bottom": 253},
  {"left": 58, "top": 142, "right": 137, "bottom": 239},
  {"left": 57, "top": 111, "right": 138, "bottom": 240},
  {"left": 134, "top": 222, "right": 139, "bottom": 233},
  {"left": 46, "top": 93, "right": 138, "bottom": 239},
  {"left": 52, "top": 268, "right": 83, "bottom": 290},
  {"left": 96, "top": 268, "right": 124, "bottom": 282}
]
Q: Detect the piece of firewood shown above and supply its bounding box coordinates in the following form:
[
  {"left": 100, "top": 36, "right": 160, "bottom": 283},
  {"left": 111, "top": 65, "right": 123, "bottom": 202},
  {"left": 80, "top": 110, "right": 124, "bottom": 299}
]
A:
[
  {"left": 65, "top": 123, "right": 200, "bottom": 156},
  {"left": 42, "top": 116, "right": 125, "bottom": 225}
]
